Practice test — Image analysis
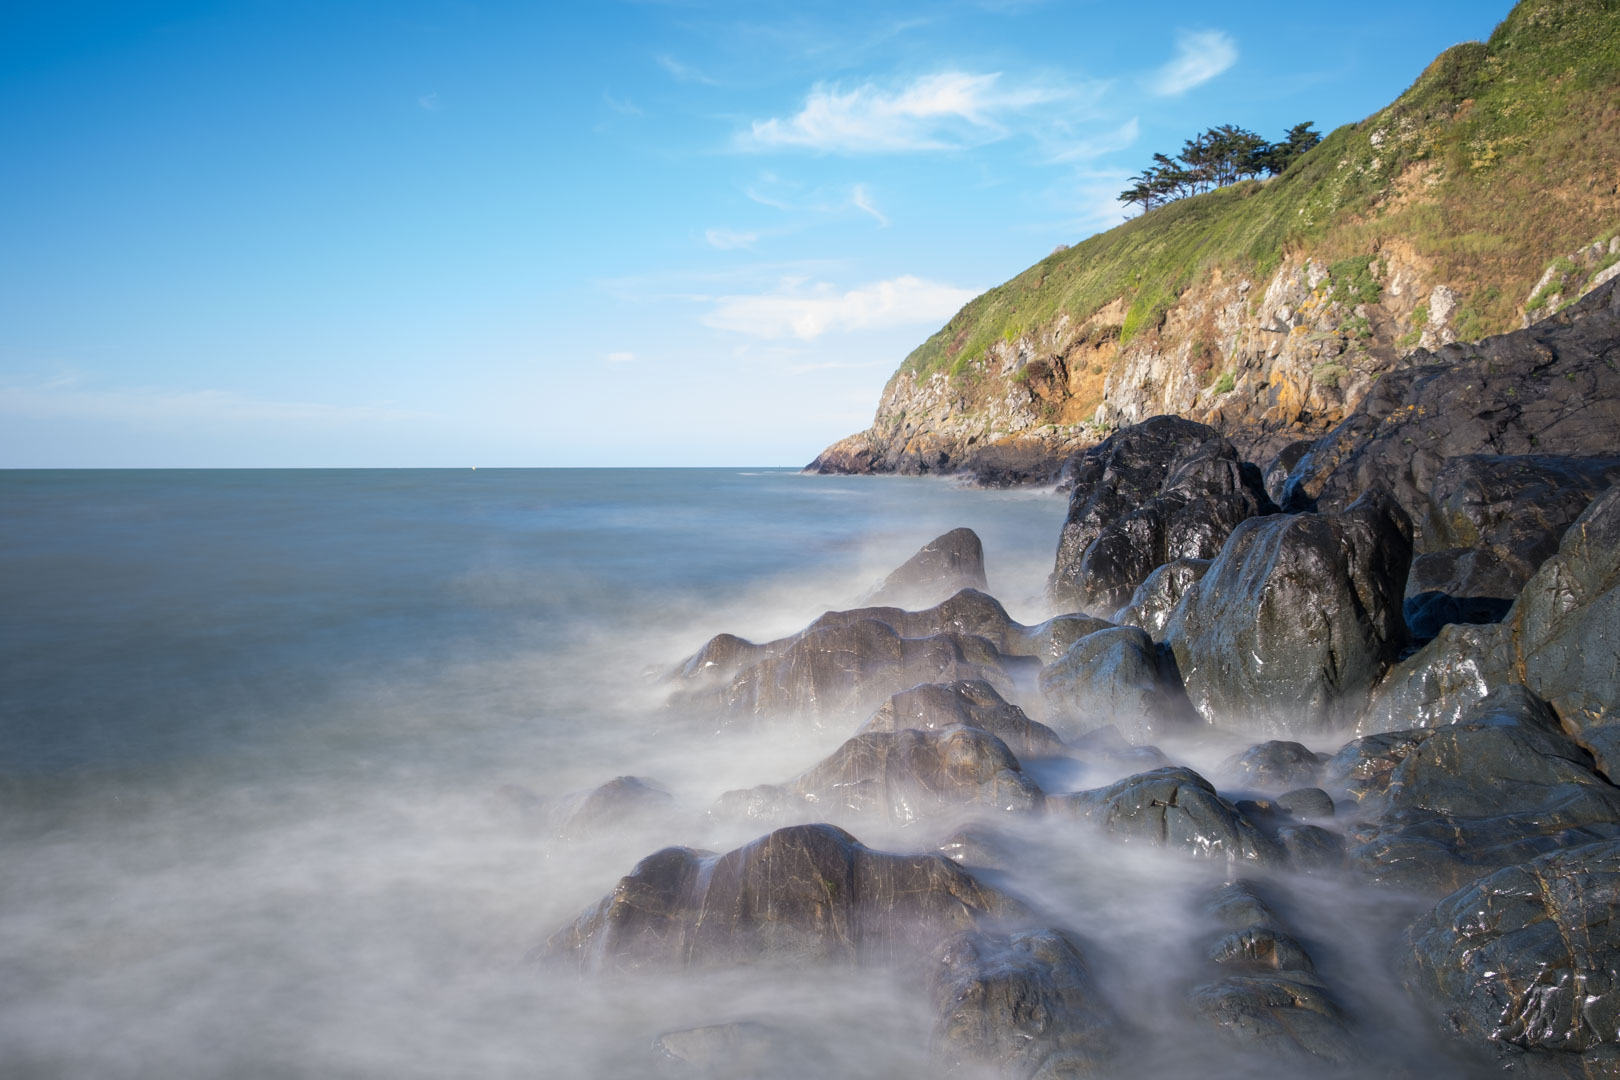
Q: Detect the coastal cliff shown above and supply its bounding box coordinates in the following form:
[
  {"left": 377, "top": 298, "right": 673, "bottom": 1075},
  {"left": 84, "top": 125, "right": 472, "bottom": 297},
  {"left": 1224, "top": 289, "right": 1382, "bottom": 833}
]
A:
[{"left": 810, "top": 0, "right": 1620, "bottom": 482}]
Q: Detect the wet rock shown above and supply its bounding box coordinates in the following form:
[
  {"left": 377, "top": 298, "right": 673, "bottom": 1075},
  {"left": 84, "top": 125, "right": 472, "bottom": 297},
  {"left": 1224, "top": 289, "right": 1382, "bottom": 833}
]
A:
[
  {"left": 717, "top": 725, "right": 1043, "bottom": 827},
  {"left": 1263, "top": 440, "right": 1314, "bottom": 507},
  {"left": 1275, "top": 787, "right": 1335, "bottom": 820},
  {"left": 1276, "top": 824, "right": 1344, "bottom": 872},
  {"left": 1047, "top": 767, "right": 1283, "bottom": 865},
  {"left": 1163, "top": 488, "right": 1412, "bottom": 738},
  {"left": 542, "top": 823, "right": 1026, "bottom": 972},
  {"left": 1355, "top": 621, "right": 1509, "bottom": 735},
  {"left": 1111, "top": 557, "right": 1209, "bottom": 640},
  {"left": 1050, "top": 416, "right": 1274, "bottom": 614},
  {"left": 1208, "top": 926, "right": 1315, "bottom": 974},
  {"left": 930, "top": 928, "right": 1118, "bottom": 1079},
  {"left": 866, "top": 527, "right": 989, "bottom": 609},
  {"left": 1404, "top": 839, "right": 1620, "bottom": 1075},
  {"left": 1065, "top": 725, "right": 1172, "bottom": 773},
  {"left": 1325, "top": 687, "right": 1620, "bottom": 893},
  {"left": 1283, "top": 278, "right": 1620, "bottom": 527},
  {"left": 1038, "top": 626, "right": 1193, "bottom": 743},
  {"left": 1226, "top": 741, "right": 1325, "bottom": 791},
  {"left": 1188, "top": 974, "right": 1356, "bottom": 1066},
  {"left": 1202, "top": 881, "right": 1280, "bottom": 929},
  {"left": 1403, "top": 547, "right": 1519, "bottom": 641},
  {"left": 861, "top": 680, "right": 1069, "bottom": 760},
  {"left": 936, "top": 821, "right": 1043, "bottom": 873},
  {"left": 555, "top": 776, "right": 675, "bottom": 840}
]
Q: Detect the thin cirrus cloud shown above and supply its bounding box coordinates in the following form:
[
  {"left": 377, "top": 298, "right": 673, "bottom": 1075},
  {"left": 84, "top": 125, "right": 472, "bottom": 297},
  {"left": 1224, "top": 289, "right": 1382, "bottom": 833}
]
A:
[
  {"left": 703, "top": 275, "right": 980, "bottom": 340},
  {"left": 741, "top": 71, "right": 1059, "bottom": 154},
  {"left": 602, "top": 351, "right": 635, "bottom": 364},
  {"left": 705, "top": 228, "right": 760, "bottom": 250},
  {"left": 1152, "top": 30, "right": 1238, "bottom": 96}
]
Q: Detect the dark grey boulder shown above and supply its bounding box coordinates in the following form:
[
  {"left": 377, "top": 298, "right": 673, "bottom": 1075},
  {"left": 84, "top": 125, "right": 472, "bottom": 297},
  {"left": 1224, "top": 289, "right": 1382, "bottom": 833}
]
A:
[
  {"left": 1208, "top": 926, "right": 1315, "bottom": 974},
  {"left": 1050, "top": 416, "right": 1274, "bottom": 614},
  {"left": 861, "top": 680, "right": 1068, "bottom": 760},
  {"left": 715, "top": 725, "right": 1043, "bottom": 827},
  {"left": 1188, "top": 974, "right": 1356, "bottom": 1066},
  {"left": 1283, "top": 278, "right": 1620, "bottom": 525},
  {"left": 1355, "top": 621, "right": 1509, "bottom": 735},
  {"left": 1225, "top": 741, "right": 1325, "bottom": 791},
  {"left": 1403, "top": 547, "right": 1520, "bottom": 641},
  {"left": 1163, "top": 488, "right": 1413, "bottom": 738},
  {"left": 1276, "top": 824, "right": 1344, "bottom": 872},
  {"left": 554, "top": 775, "right": 675, "bottom": 840},
  {"left": 1404, "top": 839, "right": 1620, "bottom": 1076},
  {"left": 1047, "top": 766, "right": 1283, "bottom": 866},
  {"left": 1275, "top": 787, "right": 1335, "bottom": 820},
  {"left": 1111, "top": 557, "right": 1210, "bottom": 640},
  {"left": 1325, "top": 687, "right": 1620, "bottom": 893},
  {"left": 1263, "top": 440, "right": 1314, "bottom": 507},
  {"left": 542, "top": 823, "right": 1027, "bottom": 972},
  {"left": 930, "top": 928, "right": 1119, "bottom": 1078},
  {"left": 1202, "top": 880, "right": 1280, "bottom": 930},
  {"left": 866, "top": 527, "right": 989, "bottom": 609},
  {"left": 1038, "top": 626, "right": 1194, "bottom": 743}
]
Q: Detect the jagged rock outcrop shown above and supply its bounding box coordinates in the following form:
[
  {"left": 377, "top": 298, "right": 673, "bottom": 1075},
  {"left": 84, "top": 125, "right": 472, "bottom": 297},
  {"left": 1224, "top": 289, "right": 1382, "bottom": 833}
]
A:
[
  {"left": 714, "top": 725, "right": 1042, "bottom": 827},
  {"left": 1404, "top": 839, "right": 1620, "bottom": 1076},
  {"left": 866, "top": 528, "right": 989, "bottom": 609},
  {"left": 1037, "top": 626, "right": 1193, "bottom": 743},
  {"left": 930, "top": 928, "right": 1119, "bottom": 1078},
  {"left": 1048, "top": 416, "right": 1273, "bottom": 613},
  {"left": 1283, "top": 279, "right": 1620, "bottom": 526},
  {"left": 1162, "top": 489, "right": 1413, "bottom": 738},
  {"left": 1325, "top": 687, "right": 1620, "bottom": 894},
  {"left": 860, "top": 680, "right": 1069, "bottom": 760},
  {"left": 541, "top": 824, "right": 1026, "bottom": 973}
]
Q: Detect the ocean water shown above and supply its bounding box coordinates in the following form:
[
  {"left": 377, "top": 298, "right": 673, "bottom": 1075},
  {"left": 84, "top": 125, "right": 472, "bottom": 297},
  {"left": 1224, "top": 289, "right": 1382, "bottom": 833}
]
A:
[{"left": 0, "top": 468, "right": 1475, "bottom": 1078}]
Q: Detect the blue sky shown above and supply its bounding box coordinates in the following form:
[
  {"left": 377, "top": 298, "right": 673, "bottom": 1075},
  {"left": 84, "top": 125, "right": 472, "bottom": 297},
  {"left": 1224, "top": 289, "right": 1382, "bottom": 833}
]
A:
[{"left": 0, "top": 0, "right": 1518, "bottom": 467}]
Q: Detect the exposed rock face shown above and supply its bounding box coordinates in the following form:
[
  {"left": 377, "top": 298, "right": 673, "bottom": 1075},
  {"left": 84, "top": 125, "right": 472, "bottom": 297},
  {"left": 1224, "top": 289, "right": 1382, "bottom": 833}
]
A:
[
  {"left": 1325, "top": 688, "right": 1620, "bottom": 893},
  {"left": 716, "top": 725, "right": 1042, "bottom": 827},
  {"left": 1225, "top": 741, "right": 1325, "bottom": 792},
  {"left": 542, "top": 824, "right": 1025, "bottom": 973},
  {"left": 1037, "top": 626, "right": 1193, "bottom": 743},
  {"left": 1047, "top": 766, "right": 1283, "bottom": 865},
  {"left": 930, "top": 928, "right": 1119, "bottom": 1078},
  {"left": 553, "top": 775, "right": 673, "bottom": 840},
  {"left": 1405, "top": 453, "right": 1620, "bottom": 639},
  {"left": 1049, "top": 416, "right": 1273, "bottom": 613},
  {"left": 1111, "top": 557, "right": 1209, "bottom": 640},
  {"left": 1163, "top": 489, "right": 1413, "bottom": 737},
  {"left": 866, "top": 528, "right": 989, "bottom": 609},
  {"left": 860, "top": 680, "right": 1069, "bottom": 760},
  {"left": 1404, "top": 839, "right": 1620, "bottom": 1076},
  {"left": 1356, "top": 621, "right": 1508, "bottom": 734},
  {"left": 1284, "top": 279, "right": 1620, "bottom": 526}
]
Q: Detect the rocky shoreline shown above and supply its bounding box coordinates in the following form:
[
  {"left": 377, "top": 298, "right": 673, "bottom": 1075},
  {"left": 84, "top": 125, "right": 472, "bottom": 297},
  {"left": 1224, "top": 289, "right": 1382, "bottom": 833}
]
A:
[{"left": 533, "top": 280, "right": 1620, "bottom": 1077}]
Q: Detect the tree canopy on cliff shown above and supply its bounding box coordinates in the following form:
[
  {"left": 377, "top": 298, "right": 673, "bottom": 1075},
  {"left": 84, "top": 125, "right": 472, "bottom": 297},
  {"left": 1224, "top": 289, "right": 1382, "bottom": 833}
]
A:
[{"left": 1120, "top": 123, "right": 1322, "bottom": 214}]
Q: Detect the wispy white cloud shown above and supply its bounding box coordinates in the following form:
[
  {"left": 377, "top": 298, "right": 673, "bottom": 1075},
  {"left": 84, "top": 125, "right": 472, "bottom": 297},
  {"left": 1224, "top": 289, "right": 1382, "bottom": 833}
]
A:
[
  {"left": 602, "top": 93, "right": 643, "bottom": 117},
  {"left": 417, "top": 92, "right": 441, "bottom": 112},
  {"left": 602, "top": 351, "right": 635, "bottom": 365},
  {"left": 705, "top": 228, "right": 760, "bottom": 250},
  {"left": 741, "top": 71, "right": 1060, "bottom": 154},
  {"left": 0, "top": 375, "right": 429, "bottom": 427},
  {"left": 851, "top": 184, "right": 889, "bottom": 227},
  {"left": 1152, "top": 30, "right": 1237, "bottom": 96},
  {"left": 703, "top": 275, "right": 980, "bottom": 340},
  {"left": 1047, "top": 117, "right": 1140, "bottom": 163},
  {"left": 656, "top": 53, "right": 719, "bottom": 86}
]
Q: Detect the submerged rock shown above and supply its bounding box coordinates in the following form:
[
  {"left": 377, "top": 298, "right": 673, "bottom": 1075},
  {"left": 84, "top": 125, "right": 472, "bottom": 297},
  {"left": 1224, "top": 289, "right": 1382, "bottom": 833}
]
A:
[
  {"left": 866, "top": 527, "right": 989, "bottom": 609},
  {"left": 1038, "top": 626, "right": 1193, "bottom": 743},
  {"left": 861, "top": 680, "right": 1068, "bottom": 760},
  {"left": 542, "top": 824, "right": 1025, "bottom": 972},
  {"left": 1047, "top": 766, "right": 1283, "bottom": 865},
  {"left": 930, "top": 928, "right": 1119, "bottom": 1078},
  {"left": 1163, "top": 488, "right": 1412, "bottom": 738},
  {"left": 554, "top": 775, "right": 675, "bottom": 840},
  {"left": 1050, "top": 416, "right": 1273, "bottom": 614},
  {"left": 1326, "top": 687, "right": 1620, "bottom": 893},
  {"left": 1404, "top": 839, "right": 1620, "bottom": 1075},
  {"left": 716, "top": 725, "right": 1042, "bottom": 827}
]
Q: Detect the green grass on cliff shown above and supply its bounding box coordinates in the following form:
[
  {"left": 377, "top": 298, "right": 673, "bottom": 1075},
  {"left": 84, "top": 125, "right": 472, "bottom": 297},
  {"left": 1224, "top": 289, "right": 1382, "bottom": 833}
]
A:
[{"left": 903, "top": 0, "right": 1620, "bottom": 380}]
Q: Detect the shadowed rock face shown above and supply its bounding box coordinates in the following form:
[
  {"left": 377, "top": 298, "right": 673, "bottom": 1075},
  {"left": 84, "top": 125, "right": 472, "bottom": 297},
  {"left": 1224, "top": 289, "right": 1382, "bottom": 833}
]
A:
[
  {"left": 1038, "top": 626, "right": 1194, "bottom": 743},
  {"left": 1283, "top": 278, "right": 1620, "bottom": 528},
  {"left": 1325, "top": 688, "right": 1620, "bottom": 894},
  {"left": 1050, "top": 416, "right": 1274, "bottom": 615},
  {"left": 866, "top": 528, "right": 988, "bottom": 609},
  {"left": 715, "top": 725, "right": 1042, "bottom": 827},
  {"left": 1163, "top": 488, "right": 1412, "bottom": 738},
  {"left": 930, "top": 928, "right": 1119, "bottom": 1078},
  {"left": 860, "top": 680, "right": 1069, "bottom": 760},
  {"left": 1225, "top": 741, "right": 1324, "bottom": 792},
  {"left": 1047, "top": 766, "right": 1283, "bottom": 866},
  {"left": 1404, "top": 839, "right": 1620, "bottom": 1076},
  {"left": 1112, "top": 557, "right": 1210, "bottom": 640},
  {"left": 542, "top": 824, "right": 1027, "bottom": 973}
]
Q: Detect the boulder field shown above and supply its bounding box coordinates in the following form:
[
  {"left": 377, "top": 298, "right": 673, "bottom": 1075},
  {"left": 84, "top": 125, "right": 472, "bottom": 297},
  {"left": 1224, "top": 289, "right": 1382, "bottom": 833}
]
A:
[{"left": 536, "top": 282, "right": 1620, "bottom": 1079}]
